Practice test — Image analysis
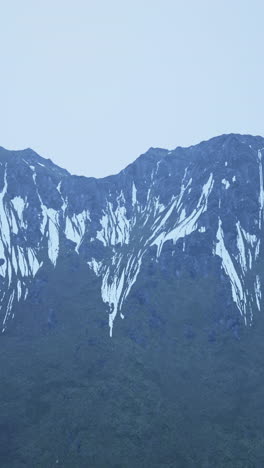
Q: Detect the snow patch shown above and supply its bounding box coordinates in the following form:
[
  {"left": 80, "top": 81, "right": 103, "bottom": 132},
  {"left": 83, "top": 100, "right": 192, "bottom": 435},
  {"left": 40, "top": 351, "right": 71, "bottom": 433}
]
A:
[{"left": 222, "top": 178, "right": 230, "bottom": 189}]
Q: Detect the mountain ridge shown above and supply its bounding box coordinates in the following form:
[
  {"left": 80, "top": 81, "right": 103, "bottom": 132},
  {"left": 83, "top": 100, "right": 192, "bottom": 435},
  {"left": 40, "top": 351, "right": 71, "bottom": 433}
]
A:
[
  {"left": 3, "top": 132, "right": 264, "bottom": 179},
  {"left": 0, "top": 133, "right": 263, "bottom": 338}
]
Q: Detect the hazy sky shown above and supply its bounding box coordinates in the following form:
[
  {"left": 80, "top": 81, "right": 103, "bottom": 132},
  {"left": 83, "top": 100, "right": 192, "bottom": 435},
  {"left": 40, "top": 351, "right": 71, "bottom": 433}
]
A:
[{"left": 1, "top": 1, "right": 264, "bottom": 177}]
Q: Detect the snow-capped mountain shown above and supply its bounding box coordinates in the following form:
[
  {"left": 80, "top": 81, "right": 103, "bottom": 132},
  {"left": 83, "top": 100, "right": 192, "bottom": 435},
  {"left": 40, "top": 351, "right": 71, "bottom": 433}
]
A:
[{"left": 0, "top": 134, "right": 263, "bottom": 337}]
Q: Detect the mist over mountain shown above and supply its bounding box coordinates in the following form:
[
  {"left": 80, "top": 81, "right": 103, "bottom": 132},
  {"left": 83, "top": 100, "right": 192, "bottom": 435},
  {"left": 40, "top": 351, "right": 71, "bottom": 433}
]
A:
[{"left": 1, "top": 134, "right": 264, "bottom": 467}]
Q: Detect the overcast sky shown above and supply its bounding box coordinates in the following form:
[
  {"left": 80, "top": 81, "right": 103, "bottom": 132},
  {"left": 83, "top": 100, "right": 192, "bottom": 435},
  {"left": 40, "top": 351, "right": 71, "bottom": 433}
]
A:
[{"left": 1, "top": 0, "right": 264, "bottom": 177}]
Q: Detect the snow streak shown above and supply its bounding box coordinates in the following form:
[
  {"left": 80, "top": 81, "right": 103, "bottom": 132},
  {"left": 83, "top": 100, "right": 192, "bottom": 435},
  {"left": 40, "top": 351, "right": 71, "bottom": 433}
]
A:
[{"left": 88, "top": 172, "right": 214, "bottom": 336}]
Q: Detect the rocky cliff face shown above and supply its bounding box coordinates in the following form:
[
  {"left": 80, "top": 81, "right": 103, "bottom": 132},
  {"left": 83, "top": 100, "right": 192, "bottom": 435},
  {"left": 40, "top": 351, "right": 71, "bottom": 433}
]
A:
[{"left": 0, "top": 133, "right": 263, "bottom": 336}]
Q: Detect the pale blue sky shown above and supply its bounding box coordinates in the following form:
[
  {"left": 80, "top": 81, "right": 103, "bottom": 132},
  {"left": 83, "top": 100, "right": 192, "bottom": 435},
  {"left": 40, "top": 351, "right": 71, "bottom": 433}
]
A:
[{"left": 1, "top": 0, "right": 264, "bottom": 177}]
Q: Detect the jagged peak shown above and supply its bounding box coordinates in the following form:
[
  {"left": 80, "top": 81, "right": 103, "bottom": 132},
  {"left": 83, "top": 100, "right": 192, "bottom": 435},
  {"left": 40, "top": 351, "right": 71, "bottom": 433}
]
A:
[{"left": 0, "top": 146, "right": 70, "bottom": 177}]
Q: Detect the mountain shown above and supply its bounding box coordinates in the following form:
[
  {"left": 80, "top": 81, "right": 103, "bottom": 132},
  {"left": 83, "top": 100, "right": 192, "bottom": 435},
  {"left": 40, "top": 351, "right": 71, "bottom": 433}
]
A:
[
  {"left": 1, "top": 134, "right": 264, "bottom": 467},
  {"left": 0, "top": 134, "right": 263, "bottom": 336}
]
